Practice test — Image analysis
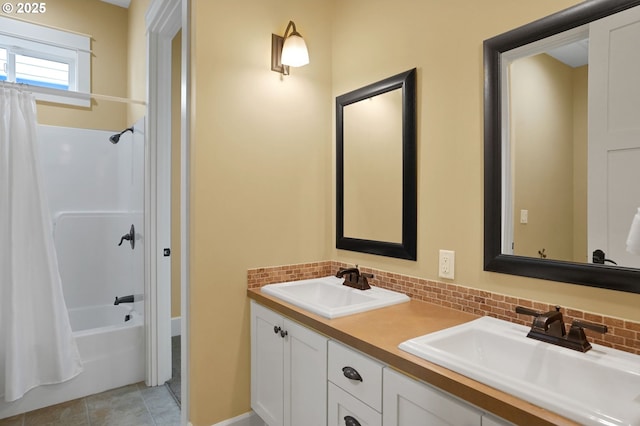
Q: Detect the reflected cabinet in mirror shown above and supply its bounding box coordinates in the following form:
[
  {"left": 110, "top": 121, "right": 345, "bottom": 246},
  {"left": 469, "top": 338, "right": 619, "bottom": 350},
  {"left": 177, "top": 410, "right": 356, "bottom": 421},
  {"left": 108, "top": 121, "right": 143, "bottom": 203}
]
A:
[
  {"left": 484, "top": 0, "right": 640, "bottom": 293},
  {"left": 336, "top": 68, "right": 417, "bottom": 260}
]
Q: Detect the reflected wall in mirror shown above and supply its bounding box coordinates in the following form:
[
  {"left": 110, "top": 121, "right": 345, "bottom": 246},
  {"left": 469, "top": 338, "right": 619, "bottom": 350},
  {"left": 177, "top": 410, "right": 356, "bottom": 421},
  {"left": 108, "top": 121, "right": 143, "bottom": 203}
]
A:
[
  {"left": 507, "top": 36, "right": 589, "bottom": 264},
  {"left": 484, "top": 0, "right": 640, "bottom": 293},
  {"left": 336, "top": 68, "right": 417, "bottom": 260},
  {"left": 343, "top": 89, "right": 403, "bottom": 243}
]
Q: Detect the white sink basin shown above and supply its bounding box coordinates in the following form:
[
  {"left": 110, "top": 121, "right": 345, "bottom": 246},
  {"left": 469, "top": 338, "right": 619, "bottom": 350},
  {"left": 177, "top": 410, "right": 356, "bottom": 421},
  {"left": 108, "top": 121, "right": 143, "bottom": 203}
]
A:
[
  {"left": 261, "top": 276, "right": 409, "bottom": 319},
  {"left": 399, "top": 316, "right": 640, "bottom": 426}
]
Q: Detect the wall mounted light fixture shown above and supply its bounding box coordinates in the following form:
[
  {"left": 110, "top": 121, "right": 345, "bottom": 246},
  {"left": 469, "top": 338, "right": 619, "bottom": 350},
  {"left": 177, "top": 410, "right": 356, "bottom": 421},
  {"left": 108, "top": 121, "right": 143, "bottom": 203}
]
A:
[{"left": 271, "top": 20, "right": 309, "bottom": 75}]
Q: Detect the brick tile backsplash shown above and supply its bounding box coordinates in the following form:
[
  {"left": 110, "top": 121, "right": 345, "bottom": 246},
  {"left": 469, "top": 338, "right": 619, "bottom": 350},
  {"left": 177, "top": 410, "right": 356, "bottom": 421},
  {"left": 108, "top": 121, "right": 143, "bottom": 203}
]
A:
[
  {"left": 247, "top": 261, "right": 332, "bottom": 289},
  {"left": 247, "top": 260, "right": 640, "bottom": 355}
]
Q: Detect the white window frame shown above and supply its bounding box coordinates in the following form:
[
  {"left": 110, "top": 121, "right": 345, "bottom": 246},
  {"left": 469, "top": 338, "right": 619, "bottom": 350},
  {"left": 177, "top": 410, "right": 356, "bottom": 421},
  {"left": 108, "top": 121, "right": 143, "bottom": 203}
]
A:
[{"left": 0, "top": 16, "right": 90, "bottom": 107}]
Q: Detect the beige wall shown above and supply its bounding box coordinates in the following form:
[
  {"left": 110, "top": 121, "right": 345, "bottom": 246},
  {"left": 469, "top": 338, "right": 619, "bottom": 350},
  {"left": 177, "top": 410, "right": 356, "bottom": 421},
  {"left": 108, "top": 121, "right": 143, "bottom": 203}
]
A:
[
  {"left": 343, "top": 89, "right": 403, "bottom": 242},
  {"left": 12, "top": 0, "right": 148, "bottom": 130},
  {"left": 573, "top": 65, "right": 589, "bottom": 262},
  {"left": 510, "top": 54, "right": 578, "bottom": 262},
  {"left": 17, "top": 0, "right": 129, "bottom": 130},
  {"left": 189, "top": 1, "right": 333, "bottom": 423},
  {"left": 187, "top": 0, "right": 640, "bottom": 424},
  {"left": 328, "top": 0, "right": 640, "bottom": 316},
  {"left": 171, "top": 30, "right": 182, "bottom": 319},
  {"left": 328, "top": 0, "right": 640, "bottom": 320},
  {"left": 127, "top": 0, "right": 150, "bottom": 124}
]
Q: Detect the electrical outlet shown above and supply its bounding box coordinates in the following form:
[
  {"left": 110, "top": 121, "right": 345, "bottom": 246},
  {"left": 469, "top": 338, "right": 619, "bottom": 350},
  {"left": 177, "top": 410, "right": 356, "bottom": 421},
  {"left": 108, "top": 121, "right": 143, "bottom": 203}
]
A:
[{"left": 439, "top": 249, "right": 455, "bottom": 279}]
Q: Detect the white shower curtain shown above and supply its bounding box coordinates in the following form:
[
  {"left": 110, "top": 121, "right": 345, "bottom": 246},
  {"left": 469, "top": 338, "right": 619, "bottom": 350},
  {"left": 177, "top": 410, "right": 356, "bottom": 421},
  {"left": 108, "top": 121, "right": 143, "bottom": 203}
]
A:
[{"left": 0, "top": 85, "right": 82, "bottom": 402}]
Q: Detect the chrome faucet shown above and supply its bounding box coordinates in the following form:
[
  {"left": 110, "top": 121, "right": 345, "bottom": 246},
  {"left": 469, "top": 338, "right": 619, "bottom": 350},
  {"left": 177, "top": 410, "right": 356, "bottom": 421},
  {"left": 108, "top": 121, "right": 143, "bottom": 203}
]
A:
[
  {"left": 515, "top": 305, "right": 608, "bottom": 352},
  {"left": 336, "top": 265, "right": 373, "bottom": 290}
]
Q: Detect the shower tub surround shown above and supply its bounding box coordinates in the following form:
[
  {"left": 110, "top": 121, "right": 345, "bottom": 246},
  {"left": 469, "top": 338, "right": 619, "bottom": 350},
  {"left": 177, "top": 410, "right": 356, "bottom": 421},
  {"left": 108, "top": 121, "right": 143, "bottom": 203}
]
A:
[
  {"left": 0, "top": 124, "right": 145, "bottom": 420},
  {"left": 248, "top": 260, "right": 640, "bottom": 356}
]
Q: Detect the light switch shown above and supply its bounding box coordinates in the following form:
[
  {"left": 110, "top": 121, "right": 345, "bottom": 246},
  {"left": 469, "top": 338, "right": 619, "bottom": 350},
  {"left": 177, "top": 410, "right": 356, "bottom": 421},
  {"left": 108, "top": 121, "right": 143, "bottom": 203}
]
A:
[{"left": 520, "top": 209, "right": 528, "bottom": 224}]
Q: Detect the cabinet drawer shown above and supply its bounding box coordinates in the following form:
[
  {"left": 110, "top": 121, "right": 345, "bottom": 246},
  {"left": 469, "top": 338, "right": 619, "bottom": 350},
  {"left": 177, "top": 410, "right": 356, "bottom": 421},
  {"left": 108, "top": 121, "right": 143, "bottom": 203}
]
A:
[
  {"left": 328, "top": 341, "right": 383, "bottom": 411},
  {"left": 328, "top": 382, "right": 381, "bottom": 426}
]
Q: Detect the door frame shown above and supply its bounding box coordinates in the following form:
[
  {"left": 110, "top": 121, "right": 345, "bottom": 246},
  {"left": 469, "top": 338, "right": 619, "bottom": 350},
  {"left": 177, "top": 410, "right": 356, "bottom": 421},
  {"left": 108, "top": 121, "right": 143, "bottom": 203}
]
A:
[{"left": 145, "top": 0, "right": 190, "bottom": 424}]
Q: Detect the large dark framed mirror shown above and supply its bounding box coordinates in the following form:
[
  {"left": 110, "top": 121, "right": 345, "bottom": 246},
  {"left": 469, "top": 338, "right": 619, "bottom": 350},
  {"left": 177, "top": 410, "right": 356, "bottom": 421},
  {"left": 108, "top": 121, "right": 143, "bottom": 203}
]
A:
[
  {"left": 336, "top": 68, "right": 417, "bottom": 260},
  {"left": 484, "top": 0, "right": 640, "bottom": 293}
]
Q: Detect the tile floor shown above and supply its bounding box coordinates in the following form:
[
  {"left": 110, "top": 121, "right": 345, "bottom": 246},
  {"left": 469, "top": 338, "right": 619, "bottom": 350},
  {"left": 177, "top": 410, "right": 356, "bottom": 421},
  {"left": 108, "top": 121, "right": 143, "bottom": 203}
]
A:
[{"left": 0, "top": 382, "right": 181, "bottom": 426}]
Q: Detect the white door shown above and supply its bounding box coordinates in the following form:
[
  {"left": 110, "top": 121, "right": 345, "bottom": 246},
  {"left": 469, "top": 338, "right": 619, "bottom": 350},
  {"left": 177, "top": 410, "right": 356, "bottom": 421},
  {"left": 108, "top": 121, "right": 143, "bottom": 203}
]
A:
[{"left": 588, "top": 5, "right": 640, "bottom": 268}]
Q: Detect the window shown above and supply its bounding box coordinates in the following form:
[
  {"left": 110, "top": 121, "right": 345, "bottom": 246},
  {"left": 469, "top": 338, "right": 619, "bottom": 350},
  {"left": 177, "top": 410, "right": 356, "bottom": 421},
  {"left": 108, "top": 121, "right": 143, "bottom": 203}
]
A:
[
  {"left": 0, "top": 16, "right": 90, "bottom": 106},
  {"left": 16, "top": 54, "right": 70, "bottom": 90},
  {"left": 0, "top": 48, "right": 7, "bottom": 81}
]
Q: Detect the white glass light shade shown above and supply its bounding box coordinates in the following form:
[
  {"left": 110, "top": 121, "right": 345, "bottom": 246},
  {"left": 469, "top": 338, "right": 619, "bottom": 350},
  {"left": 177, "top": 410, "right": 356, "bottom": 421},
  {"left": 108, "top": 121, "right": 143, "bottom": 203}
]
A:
[
  {"left": 626, "top": 207, "right": 640, "bottom": 255},
  {"left": 281, "top": 34, "right": 309, "bottom": 67}
]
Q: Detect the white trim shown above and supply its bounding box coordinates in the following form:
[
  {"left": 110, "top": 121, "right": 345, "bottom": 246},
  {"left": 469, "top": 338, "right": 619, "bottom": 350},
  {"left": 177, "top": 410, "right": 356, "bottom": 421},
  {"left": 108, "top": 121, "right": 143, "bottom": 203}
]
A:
[
  {"left": 0, "top": 16, "right": 90, "bottom": 52},
  {"left": 179, "top": 3, "right": 191, "bottom": 426},
  {"left": 146, "top": 0, "right": 179, "bottom": 386},
  {"left": 0, "top": 81, "right": 145, "bottom": 106},
  {"left": 146, "top": 0, "right": 182, "bottom": 35},
  {"left": 0, "top": 15, "right": 90, "bottom": 106},
  {"left": 171, "top": 316, "right": 181, "bottom": 336},
  {"left": 212, "top": 411, "right": 267, "bottom": 426},
  {"left": 146, "top": 1, "right": 189, "bottom": 426}
]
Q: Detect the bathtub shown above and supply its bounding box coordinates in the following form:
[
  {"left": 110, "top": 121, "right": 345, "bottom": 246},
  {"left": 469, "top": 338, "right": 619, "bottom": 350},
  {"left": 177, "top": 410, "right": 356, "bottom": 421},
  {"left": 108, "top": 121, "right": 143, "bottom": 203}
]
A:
[{"left": 0, "top": 304, "right": 145, "bottom": 419}]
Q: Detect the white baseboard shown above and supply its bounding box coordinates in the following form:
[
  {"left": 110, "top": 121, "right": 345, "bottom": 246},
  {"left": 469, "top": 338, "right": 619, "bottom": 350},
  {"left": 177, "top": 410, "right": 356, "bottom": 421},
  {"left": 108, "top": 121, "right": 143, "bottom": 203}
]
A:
[
  {"left": 171, "top": 316, "right": 181, "bottom": 337},
  {"left": 212, "top": 411, "right": 265, "bottom": 426}
]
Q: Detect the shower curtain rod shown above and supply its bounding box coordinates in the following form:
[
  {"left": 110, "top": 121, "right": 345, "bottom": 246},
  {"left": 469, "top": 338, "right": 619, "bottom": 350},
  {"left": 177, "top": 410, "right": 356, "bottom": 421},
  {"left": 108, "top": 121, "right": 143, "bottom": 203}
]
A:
[
  {"left": 1, "top": 81, "right": 147, "bottom": 106},
  {"left": 75, "top": 90, "right": 147, "bottom": 106}
]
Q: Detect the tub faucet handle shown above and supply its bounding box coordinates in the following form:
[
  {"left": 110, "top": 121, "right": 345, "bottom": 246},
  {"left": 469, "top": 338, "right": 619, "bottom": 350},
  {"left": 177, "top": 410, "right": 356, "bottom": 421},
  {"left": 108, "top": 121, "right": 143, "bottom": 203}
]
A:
[{"left": 118, "top": 224, "right": 135, "bottom": 250}]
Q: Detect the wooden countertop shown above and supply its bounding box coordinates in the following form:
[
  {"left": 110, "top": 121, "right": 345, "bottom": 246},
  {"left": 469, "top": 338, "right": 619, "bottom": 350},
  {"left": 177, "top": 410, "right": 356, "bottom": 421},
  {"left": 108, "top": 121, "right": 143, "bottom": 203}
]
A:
[{"left": 248, "top": 289, "right": 579, "bottom": 426}]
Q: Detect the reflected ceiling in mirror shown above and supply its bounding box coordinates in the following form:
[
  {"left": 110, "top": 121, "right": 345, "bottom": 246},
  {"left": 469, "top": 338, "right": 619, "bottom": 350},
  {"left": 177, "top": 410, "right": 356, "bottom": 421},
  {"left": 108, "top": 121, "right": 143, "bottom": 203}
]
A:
[
  {"left": 484, "top": 0, "right": 640, "bottom": 294},
  {"left": 336, "top": 68, "right": 417, "bottom": 260}
]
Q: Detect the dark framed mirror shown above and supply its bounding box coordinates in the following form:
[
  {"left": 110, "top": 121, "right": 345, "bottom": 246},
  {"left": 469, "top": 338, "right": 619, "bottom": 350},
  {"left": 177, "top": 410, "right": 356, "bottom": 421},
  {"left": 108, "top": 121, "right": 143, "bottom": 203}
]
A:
[
  {"left": 484, "top": 0, "right": 640, "bottom": 293},
  {"left": 336, "top": 68, "right": 417, "bottom": 260}
]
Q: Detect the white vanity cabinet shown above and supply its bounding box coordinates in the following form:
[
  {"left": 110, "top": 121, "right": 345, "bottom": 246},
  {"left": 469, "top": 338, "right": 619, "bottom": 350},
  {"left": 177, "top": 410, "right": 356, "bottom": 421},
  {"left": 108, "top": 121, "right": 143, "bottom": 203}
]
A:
[
  {"left": 250, "top": 301, "right": 328, "bottom": 426},
  {"left": 382, "top": 368, "right": 514, "bottom": 426},
  {"left": 251, "top": 300, "right": 512, "bottom": 426},
  {"left": 327, "top": 341, "right": 384, "bottom": 426},
  {"left": 383, "top": 368, "right": 483, "bottom": 426}
]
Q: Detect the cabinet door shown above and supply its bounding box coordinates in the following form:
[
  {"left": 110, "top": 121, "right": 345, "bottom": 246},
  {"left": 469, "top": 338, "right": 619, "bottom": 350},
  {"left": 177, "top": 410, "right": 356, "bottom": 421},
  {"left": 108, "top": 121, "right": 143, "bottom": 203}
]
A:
[
  {"left": 285, "top": 318, "right": 328, "bottom": 426},
  {"left": 251, "top": 301, "right": 285, "bottom": 426},
  {"left": 328, "top": 383, "right": 382, "bottom": 426},
  {"left": 383, "top": 368, "right": 481, "bottom": 426}
]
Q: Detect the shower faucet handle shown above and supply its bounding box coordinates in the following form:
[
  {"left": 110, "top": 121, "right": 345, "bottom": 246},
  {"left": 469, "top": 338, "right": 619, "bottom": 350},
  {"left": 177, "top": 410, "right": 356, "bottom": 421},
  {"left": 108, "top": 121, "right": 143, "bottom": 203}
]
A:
[{"left": 118, "top": 224, "right": 136, "bottom": 250}]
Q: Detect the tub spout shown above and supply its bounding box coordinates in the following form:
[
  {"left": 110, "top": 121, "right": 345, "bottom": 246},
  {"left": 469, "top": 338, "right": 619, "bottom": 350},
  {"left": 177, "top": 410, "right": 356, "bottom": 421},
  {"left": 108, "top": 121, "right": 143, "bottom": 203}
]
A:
[{"left": 114, "top": 295, "right": 134, "bottom": 305}]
